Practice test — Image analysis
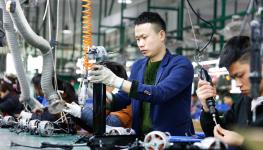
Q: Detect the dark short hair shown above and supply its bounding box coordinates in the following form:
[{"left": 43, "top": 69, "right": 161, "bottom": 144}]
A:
[
  {"left": 134, "top": 12, "right": 166, "bottom": 33},
  {"left": 0, "top": 74, "right": 17, "bottom": 93},
  {"left": 31, "top": 74, "right": 77, "bottom": 103},
  {"left": 219, "top": 36, "right": 251, "bottom": 70},
  {"left": 56, "top": 79, "right": 78, "bottom": 103},
  {"left": 99, "top": 61, "right": 128, "bottom": 80}
]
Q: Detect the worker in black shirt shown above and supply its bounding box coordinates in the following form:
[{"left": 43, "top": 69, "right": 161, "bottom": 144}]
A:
[
  {"left": 0, "top": 74, "right": 23, "bottom": 117},
  {"left": 196, "top": 36, "right": 263, "bottom": 146}
]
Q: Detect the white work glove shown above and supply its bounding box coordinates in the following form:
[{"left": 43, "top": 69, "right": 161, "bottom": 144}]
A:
[
  {"left": 63, "top": 102, "right": 82, "bottom": 118},
  {"left": 19, "top": 110, "right": 32, "bottom": 120},
  {"left": 89, "top": 65, "right": 124, "bottom": 89}
]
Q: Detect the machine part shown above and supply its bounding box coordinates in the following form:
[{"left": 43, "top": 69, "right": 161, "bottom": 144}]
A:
[
  {"left": 37, "top": 121, "right": 54, "bottom": 137},
  {"left": 18, "top": 118, "right": 29, "bottom": 129},
  {"left": 78, "top": 79, "right": 90, "bottom": 105},
  {"left": 86, "top": 135, "right": 138, "bottom": 149},
  {"left": 11, "top": 141, "right": 86, "bottom": 149},
  {"left": 193, "top": 137, "right": 227, "bottom": 149},
  {"left": 0, "top": 115, "right": 3, "bottom": 127},
  {"left": 87, "top": 46, "right": 107, "bottom": 64},
  {"left": 82, "top": 0, "right": 93, "bottom": 70},
  {"left": 143, "top": 131, "right": 171, "bottom": 150},
  {"left": 87, "top": 46, "right": 107, "bottom": 136},
  {"left": 106, "top": 126, "right": 136, "bottom": 135},
  {"left": 21, "top": 0, "right": 46, "bottom": 7},
  {"left": 199, "top": 67, "right": 218, "bottom": 125},
  {"left": 47, "top": 99, "right": 66, "bottom": 114},
  {"left": 77, "top": 46, "right": 107, "bottom": 105},
  {"left": 93, "top": 83, "right": 106, "bottom": 136},
  {"left": 28, "top": 119, "right": 40, "bottom": 134},
  {"left": 2, "top": 116, "right": 16, "bottom": 127}
]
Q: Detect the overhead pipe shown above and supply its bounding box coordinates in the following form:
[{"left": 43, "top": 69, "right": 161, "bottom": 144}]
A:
[
  {"left": 5, "top": 0, "right": 64, "bottom": 114},
  {"left": 0, "top": 0, "right": 42, "bottom": 110}
]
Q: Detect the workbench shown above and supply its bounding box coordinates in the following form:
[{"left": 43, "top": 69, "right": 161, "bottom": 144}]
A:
[{"left": 0, "top": 128, "right": 89, "bottom": 150}]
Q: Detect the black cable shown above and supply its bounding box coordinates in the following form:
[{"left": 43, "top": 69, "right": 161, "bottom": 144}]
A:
[
  {"left": 10, "top": 141, "right": 41, "bottom": 149},
  {"left": 10, "top": 141, "right": 87, "bottom": 150},
  {"left": 186, "top": 0, "right": 214, "bottom": 54}
]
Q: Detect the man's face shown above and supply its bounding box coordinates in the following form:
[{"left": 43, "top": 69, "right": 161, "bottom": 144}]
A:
[
  {"left": 135, "top": 23, "right": 165, "bottom": 59},
  {"left": 229, "top": 61, "right": 251, "bottom": 96}
]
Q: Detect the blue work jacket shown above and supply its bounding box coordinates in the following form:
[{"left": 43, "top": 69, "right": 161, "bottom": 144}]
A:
[{"left": 113, "top": 50, "right": 194, "bottom": 136}]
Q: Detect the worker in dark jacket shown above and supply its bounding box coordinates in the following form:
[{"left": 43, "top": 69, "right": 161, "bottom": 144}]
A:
[
  {"left": 197, "top": 36, "right": 263, "bottom": 146},
  {"left": 89, "top": 12, "right": 194, "bottom": 136},
  {"left": 0, "top": 74, "right": 23, "bottom": 117}
]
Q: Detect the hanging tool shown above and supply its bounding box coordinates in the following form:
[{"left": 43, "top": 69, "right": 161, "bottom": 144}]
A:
[
  {"left": 199, "top": 67, "right": 218, "bottom": 125},
  {"left": 185, "top": 0, "right": 218, "bottom": 125}
]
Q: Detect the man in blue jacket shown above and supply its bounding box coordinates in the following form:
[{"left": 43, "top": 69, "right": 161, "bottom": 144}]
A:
[{"left": 89, "top": 12, "right": 194, "bottom": 136}]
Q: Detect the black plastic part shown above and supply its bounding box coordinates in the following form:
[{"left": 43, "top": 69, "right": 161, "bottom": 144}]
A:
[
  {"left": 87, "top": 135, "right": 139, "bottom": 150},
  {"left": 199, "top": 68, "right": 216, "bottom": 114},
  {"left": 41, "top": 142, "right": 73, "bottom": 150},
  {"left": 93, "top": 83, "right": 106, "bottom": 135}
]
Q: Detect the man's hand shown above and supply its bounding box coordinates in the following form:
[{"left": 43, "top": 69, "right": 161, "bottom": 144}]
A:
[
  {"left": 213, "top": 124, "right": 244, "bottom": 146},
  {"left": 89, "top": 65, "right": 124, "bottom": 89},
  {"left": 196, "top": 79, "right": 217, "bottom": 112},
  {"left": 63, "top": 102, "right": 82, "bottom": 118}
]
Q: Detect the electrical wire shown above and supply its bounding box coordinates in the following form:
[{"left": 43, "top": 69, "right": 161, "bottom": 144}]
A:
[
  {"left": 11, "top": 141, "right": 86, "bottom": 150},
  {"left": 42, "top": 0, "right": 49, "bottom": 21},
  {"left": 185, "top": 0, "right": 214, "bottom": 55},
  {"left": 185, "top": 1, "right": 199, "bottom": 50},
  {"left": 10, "top": 141, "right": 41, "bottom": 149}
]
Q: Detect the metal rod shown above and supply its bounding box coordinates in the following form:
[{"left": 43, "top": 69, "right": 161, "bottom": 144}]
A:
[
  {"left": 234, "top": 0, "right": 238, "bottom": 14},
  {"left": 213, "top": 0, "right": 218, "bottom": 52},
  {"left": 100, "top": 25, "right": 120, "bottom": 28},
  {"left": 169, "top": 10, "right": 249, "bottom": 33},
  {"left": 108, "top": 0, "right": 114, "bottom": 16},
  {"left": 71, "top": 0, "right": 78, "bottom": 61},
  {"left": 119, "top": 2, "right": 125, "bottom": 52},
  {"left": 219, "top": 0, "right": 226, "bottom": 49},
  {"left": 61, "top": 0, "right": 66, "bottom": 70},
  {"left": 149, "top": 6, "right": 178, "bottom": 11},
  {"left": 147, "top": 0, "right": 150, "bottom": 11},
  {"left": 104, "top": 0, "right": 107, "bottom": 17},
  {"left": 176, "top": 0, "right": 184, "bottom": 55}
]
